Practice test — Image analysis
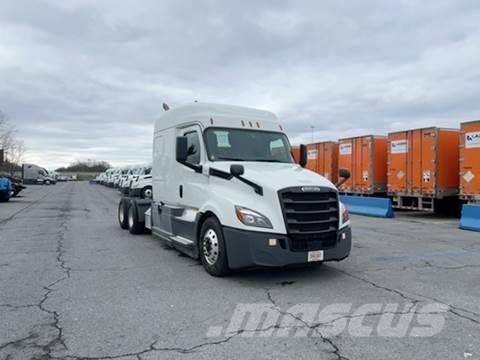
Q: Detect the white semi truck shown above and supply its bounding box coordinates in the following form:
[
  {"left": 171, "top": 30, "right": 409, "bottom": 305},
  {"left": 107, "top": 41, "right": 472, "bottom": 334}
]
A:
[{"left": 118, "top": 103, "right": 351, "bottom": 276}]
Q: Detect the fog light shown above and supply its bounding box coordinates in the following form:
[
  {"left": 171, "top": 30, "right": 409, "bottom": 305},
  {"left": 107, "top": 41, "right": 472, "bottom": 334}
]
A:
[
  {"left": 342, "top": 233, "right": 346, "bottom": 240},
  {"left": 268, "top": 238, "right": 277, "bottom": 246}
]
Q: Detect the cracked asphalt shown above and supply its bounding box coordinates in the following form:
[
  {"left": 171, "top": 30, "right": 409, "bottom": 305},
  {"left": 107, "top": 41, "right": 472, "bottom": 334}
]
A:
[{"left": 0, "top": 182, "right": 479, "bottom": 359}]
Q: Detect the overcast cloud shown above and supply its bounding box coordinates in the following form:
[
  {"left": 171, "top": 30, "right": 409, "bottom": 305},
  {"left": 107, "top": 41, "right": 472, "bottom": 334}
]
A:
[{"left": 1, "top": 0, "right": 479, "bottom": 169}]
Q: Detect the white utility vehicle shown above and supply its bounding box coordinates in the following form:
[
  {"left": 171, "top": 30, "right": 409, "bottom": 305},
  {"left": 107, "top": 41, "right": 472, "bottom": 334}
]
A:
[
  {"left": 106, "top": 168, "right": 121, "bottom": 187},
  {"left": 113, "top": 168, "right": 128, "bottom": 188},
  {"left": 117, "top": 166, "right": 133, "bottom": 191},
  {"left": 129, "top": 166, "right": 152, "bottom": 198},
  {"left": 118, "top": 103, "right": 351, "bottom": 276}
]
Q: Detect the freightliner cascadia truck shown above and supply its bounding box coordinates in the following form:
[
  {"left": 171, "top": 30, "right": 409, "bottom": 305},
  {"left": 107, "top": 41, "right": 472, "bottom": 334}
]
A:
[{"left": 118, "top": 103, "right": 352, "bottom": 276}]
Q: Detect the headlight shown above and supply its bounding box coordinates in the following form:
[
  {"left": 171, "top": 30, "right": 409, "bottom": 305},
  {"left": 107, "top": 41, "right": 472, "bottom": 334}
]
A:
[
  {"left": 235, "top": 206, "right": 273, "bottom": 229},
  {"left": 339, "top": 201, "right": 350, "bottom": 228}
]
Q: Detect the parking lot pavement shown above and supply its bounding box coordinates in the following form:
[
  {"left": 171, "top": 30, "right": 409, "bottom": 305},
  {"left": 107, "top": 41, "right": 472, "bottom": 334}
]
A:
[{"left": 0, "top": 182, "right": 479, "bottom": 360}]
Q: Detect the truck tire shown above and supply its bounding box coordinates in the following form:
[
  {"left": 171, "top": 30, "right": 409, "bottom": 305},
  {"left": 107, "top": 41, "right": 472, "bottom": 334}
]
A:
[
  {"left": 199, "top": 217, "right": 230, "bottom": 277},
  {"left": 141, "top": 186, "right": 152, "bottom": 199},
  {"left": 44, "top": 180, "right": 51, "bottom": 185},
  {"left": 118, "top": 198, "right": 129, "bottom": 229},
  {"left": 127, "top": 201, "right": 146, "bottom": 235}
]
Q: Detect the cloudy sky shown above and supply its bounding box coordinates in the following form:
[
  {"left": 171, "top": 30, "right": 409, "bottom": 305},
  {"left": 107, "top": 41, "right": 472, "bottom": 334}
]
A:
[{"left": 1, "top": 0, "right": 480, "bottom": 169}]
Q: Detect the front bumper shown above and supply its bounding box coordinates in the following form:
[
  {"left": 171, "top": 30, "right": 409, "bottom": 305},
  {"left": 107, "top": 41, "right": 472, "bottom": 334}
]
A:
[{"left": 223, "top": 226, "right": 351, "bottom": 270}]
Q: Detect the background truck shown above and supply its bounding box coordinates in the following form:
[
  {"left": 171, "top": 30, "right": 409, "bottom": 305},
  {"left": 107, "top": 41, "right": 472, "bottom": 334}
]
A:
[
  {"left": 117, "top": 102, "right": 351, "bottom": 276},
  {"left": 0, "top": 177, "right": 13, "bottom": 202},
  {"left": 22, "top": 164, "right": 57, "bottom": 185}
]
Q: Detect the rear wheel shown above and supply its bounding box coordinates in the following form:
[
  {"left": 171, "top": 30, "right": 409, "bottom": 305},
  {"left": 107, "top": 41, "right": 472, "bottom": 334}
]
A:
[
  {"left": 127, "top": 201, "right": 146, "bottom": 235},
  {"left": 118, "top": 198, "right": 129, "bottom": 229},
  {"left": 199, "top": 217, "right": 230, "bottom": 277}
]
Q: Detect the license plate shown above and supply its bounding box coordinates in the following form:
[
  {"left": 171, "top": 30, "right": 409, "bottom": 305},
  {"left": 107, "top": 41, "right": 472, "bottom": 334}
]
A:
[{"left": 307, "top": 250, "right": 324, "bottom": 262}]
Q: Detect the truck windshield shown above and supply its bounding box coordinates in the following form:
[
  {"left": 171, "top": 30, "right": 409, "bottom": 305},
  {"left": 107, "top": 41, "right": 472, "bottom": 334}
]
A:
[{"left": 204, "top": 128, "right": 294, "bottom": 163}]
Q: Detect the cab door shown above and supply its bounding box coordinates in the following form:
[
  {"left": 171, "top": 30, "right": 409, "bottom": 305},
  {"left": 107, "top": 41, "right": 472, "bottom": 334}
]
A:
[{"left": 171, "top": 125, "right": 209, "bottom": 242}]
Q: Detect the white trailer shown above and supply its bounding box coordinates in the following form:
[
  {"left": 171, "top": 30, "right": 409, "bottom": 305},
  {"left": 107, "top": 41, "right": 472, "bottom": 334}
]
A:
[{"left": 118, "top": 103, "right": 351, "bottom": 276}]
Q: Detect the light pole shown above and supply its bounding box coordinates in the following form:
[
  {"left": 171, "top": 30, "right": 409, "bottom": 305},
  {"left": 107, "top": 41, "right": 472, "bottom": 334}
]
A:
[{"left": 310, "top": 125, "right": 314, "bottom": 144}]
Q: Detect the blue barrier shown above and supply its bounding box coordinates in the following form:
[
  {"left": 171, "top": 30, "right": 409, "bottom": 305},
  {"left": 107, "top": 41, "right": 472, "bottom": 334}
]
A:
[
  {"left": 89, "top": 180, "right": 97, "bottom": 184},
  {"left": 0, "top": 177, "right": 12, "bottom": 202},
  {"left": 459, "top": 204, "right": 480, "bottom": 232},
  {"left": 339, "top": 195, "right": 394, "bottom": 218}
]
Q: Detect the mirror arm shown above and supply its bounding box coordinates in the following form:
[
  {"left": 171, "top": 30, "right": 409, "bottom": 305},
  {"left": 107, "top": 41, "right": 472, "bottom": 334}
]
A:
[
  {"left": 335, "top": 177, "right": 348, "bottom": 188},
  {"left": 179, "top": 161, "right": 202, "bottom": 173},
  {"left": 208, "top": 167, "right": 263, "bottom": 195},
  {"left": 209, "top": 167, "right": 233, "bottom": 180},
  {"left": 233, "top": 175, "right": 263, "bottom": 195}
]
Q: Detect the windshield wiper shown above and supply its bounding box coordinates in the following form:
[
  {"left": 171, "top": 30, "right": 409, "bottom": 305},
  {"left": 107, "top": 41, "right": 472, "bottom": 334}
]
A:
[
  {"left": 216, "top": 157, "right": 246, "bottom": 161},
  {"left": 252, "top": 159, "right": 286, "bottom": 163}
]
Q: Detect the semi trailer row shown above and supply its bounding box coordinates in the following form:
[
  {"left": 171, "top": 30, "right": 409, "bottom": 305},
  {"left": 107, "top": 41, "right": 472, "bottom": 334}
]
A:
[{"left": 298, "top": 120, "right": 480, "bottom": 211}]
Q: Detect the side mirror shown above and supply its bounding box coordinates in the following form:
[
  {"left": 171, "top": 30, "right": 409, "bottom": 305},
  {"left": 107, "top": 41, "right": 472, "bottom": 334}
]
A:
[
  {"left": 299, "top": 144, "right": 307, "bottom": 168},
  {"left": 336, "top": 168, "right": 351, "bottom": 188},
  {"left": 230, "top": 164, "right": 245, "bottom": 177},
  {"left": 176, "top": 136, "right": 188, "bottom": 163},
  {"left": 339, "top": 168, "right": 351, "bottom": 180}
]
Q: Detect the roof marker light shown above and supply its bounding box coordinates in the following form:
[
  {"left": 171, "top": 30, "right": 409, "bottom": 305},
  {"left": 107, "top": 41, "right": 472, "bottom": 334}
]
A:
[
  {"left": 249, "top": 121, "right": 253, "bottom": 127},
  {"left": 241, "top": 120, "right": 245, "bottom": 127},
  {"left": 256, "top": 122, "right": 260, "bottom": 128},
  {"left": 209, "top": 117, "right": 214, "bottom": 125},
  {"left": 279, "top": 124, "right": 283, "bottom": 131}
]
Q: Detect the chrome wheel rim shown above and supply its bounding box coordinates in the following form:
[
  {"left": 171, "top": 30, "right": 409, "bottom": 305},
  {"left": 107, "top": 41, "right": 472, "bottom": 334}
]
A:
[
  {"left": 144, "top": 188, "right": 152, "bottom": 199},
  {"left": 128, "top": 207, "right": 134, "bottom": 229},
  {"left": 203, "top": 229, "right": 219, "bottom": 265}
]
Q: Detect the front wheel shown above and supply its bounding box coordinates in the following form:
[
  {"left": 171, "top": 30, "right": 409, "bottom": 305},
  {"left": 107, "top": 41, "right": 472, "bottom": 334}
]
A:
[
  {"left": 141, "top": 186, "right": 152, "bottom": 199},
  {"left": 199, "top": 217, "right": 230, "bottom": 277}
]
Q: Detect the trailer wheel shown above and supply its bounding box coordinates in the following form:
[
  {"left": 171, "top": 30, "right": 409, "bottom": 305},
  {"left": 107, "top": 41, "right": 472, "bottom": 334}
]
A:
[
  {"left": 127, "top": 201, "right": 146, "bottom": 235},
  {"left": 141, "top": 186, "right": 152, "bottom": 199},
  {"left": 118, "top": 198, "right": 129, "bottom": 229},
  {"left": 0, "top": 191, "right": 10, "bottom": 203},
  {"left": 199, "top": 217, "right": 230, "bottom": 277}
]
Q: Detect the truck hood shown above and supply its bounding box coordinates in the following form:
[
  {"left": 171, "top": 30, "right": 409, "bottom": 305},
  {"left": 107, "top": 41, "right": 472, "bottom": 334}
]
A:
[{"left": 207, "top": 162, "right": 337, "bottom": 192}]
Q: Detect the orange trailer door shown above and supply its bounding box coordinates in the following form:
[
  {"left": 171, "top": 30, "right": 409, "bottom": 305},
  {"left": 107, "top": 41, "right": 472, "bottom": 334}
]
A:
[
  {"left": 388, "top": 133, "right": 408, "bottom": 193},
  {"left": 461, "top": 122, "right": 480, "bottom": 195},
  {"left": 338, "top": 140, "right": 353, "bottom": 192},
  {"left": 359, "top": 136, "right": 372, "bottom": 192},
  {"left": 306, "top": 144, "right": 318, "bottom": 172},
  {"left": 417, "top": 128, "right": 436, "bottom": 194}
]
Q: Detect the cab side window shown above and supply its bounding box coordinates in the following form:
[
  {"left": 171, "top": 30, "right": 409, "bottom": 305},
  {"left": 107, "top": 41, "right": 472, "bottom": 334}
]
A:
[{"left": 185, "top": 131, "right": 201, "bottom": 165}]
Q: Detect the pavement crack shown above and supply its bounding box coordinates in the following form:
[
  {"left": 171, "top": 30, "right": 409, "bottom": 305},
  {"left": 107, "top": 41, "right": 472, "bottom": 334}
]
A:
[
  {"left": 331, "top": 268, "right": 421, "bottom": 304},
  {"left": 264, "top": 287, "right": 350, "bottom": 360},
  {"left": 0, "top": 194, "right": 74, "bottom": 359},
  {"left": 333, "top": 268, "right": 480, "bottom": 325}
]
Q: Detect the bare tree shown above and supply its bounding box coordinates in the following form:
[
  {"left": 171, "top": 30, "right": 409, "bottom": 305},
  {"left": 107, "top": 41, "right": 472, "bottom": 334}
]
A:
[{"left": 0, "top": 109, "right": 26, "bottom": 175}]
